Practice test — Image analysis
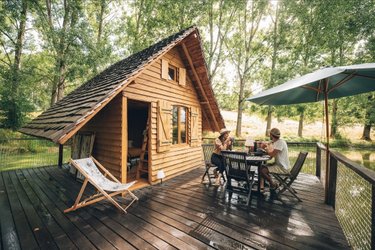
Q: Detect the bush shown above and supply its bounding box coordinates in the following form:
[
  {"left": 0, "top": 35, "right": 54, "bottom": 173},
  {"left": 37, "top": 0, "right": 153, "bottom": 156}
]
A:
[{"left": 330, "top": 138, "right": 352, "bottom": 147}]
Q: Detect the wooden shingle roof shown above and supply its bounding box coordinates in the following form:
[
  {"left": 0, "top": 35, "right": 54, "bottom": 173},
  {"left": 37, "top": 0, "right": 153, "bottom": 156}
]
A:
[{"left": 20, "top": 26, "right": 225, "bottom": 144}]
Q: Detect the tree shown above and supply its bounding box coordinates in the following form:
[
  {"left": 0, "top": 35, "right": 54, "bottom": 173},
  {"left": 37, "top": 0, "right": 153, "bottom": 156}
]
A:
[
  {"left": 202, "top": 0, "right": 238, "bottom": 84},
  {"left": 33, "top": 0, "right": 85, "bottom": 105},
  {"left": 225, "top": 0, "right": 268, "bottom": 137},
  {"left": 361, "top": 94, "right": 375, "bottom": 140},
  {"left": 0, "top": 0, "right": 31, "bottom": 129}
]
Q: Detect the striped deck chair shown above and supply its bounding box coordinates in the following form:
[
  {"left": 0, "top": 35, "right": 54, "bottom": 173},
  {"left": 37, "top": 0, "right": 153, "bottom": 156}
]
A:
[{"left": 64, "top": 157, "right": 138, "bottom": 213}]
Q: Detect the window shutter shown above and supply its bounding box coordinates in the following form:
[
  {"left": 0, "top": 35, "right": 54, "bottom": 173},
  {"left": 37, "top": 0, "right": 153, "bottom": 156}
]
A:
[
  {"left": 157, "top": 100, "right": 171, "bottom": 152},
  {"left": 179, "top": 68, "right": 186, "bottom": 86},
  {"left": 190, "top": 107, "right": 199, "bottom": 147},
  {"left": 161, "top": 59, "right": 169, "bottom": 79}
]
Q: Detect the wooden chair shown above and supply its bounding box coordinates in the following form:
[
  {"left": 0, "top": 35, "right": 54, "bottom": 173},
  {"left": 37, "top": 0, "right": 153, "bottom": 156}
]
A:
[
  {"left": 221, "top": 150, "right": 256, "bottom": 206},
  {"left": 201, "top": 144, "right": 226, "bottom": 185},
  {"left": 270, "top": 152, "right": 308, "bottom": 201},
  {"left": 64, "top": 157, "right": 138, "bottom": 213}
]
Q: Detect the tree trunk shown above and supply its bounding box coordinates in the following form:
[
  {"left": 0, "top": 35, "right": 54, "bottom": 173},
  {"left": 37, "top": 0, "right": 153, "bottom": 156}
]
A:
[
  {"left": 7, "top": 0, "right": 28, "bottom": 129},
  {"left": 97, "top": 0, "right": 105, "bottom": 45},
  {"left": 298, "top": 110, "right": 304, "bottom": 137},
  {"left": 50, "top": 0, "right": 72, "bottom": 105},
  {"left": 236, "top": 78, "right": 245, "bottom": 137},
  {"left": 361, "top": 94, "right": 375, "bottom": 141},
  {"left": 330, "top": 99, "right": 338, "bottom": 138},
  {"left": 265, "top": 105, "right": 272, "bottom": 136},
  {"left": 361, "top": 124, "right": 372, "bottom": 141}
]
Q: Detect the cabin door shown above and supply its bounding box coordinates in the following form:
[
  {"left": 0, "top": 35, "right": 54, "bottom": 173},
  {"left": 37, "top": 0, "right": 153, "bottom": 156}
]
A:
[{"left": 126, "top": 99, "right": 150, "bottom": 183}]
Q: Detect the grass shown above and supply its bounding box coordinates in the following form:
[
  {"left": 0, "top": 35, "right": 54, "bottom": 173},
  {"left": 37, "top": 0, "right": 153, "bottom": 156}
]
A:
[
  {"left": 0, "top": 150, "right": 71, "bottom": 172},
  {"left": 0, "top": 136, "right": 71, "bottom": 172}
]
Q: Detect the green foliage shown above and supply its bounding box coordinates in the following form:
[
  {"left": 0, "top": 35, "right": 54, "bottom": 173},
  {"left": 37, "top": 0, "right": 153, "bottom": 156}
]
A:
[
  {"left": 0, "top": 0, "right": 374, "bottom": 139},
  {"left": 330, "top": 138, "right": 352, "bottom": 148}
]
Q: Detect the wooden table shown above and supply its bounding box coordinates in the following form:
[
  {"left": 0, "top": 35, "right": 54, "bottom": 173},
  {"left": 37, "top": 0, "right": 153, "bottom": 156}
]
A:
[{"left": 246, "top": 155, "right": 271, "bottom": 193}]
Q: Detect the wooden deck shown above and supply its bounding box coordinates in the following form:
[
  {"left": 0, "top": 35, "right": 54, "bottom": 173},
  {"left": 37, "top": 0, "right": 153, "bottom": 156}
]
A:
[{"left": 0, "top": 166, "right": 350, "bottom": 249}]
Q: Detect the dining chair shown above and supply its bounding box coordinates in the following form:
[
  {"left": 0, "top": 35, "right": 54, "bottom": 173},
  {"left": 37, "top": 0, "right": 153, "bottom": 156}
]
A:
[
  {"left": 270, "top": 152, "right": 308, "bottom": 201},
  {"left": 221, "top": 150, "right": 256, "bottom": 206},
  {"left": 201, "top": 144, "right": 226, "bottom": 185}
]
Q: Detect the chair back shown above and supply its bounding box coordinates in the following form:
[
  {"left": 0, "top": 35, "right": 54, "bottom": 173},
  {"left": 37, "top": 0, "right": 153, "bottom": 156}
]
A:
[
  {"left": 72, "top": 158, "right": 104, "bottom": 181},
  {"left": 290, "top": 152, "right": 308, "bottom": 180},
  {"left": 221, "top": 150, "right": 249, "bottom": 181},
  {"left": 202, "top": 144, "right": 215, "bottom": 163}
]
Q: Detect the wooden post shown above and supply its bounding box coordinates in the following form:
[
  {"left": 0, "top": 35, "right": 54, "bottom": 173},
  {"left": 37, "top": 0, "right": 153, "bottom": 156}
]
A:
[
  {"left": 58, "top": 144, "right": 63, "bottom": 168},
  {"left": 372, "top": 184, "right": 375, "bottom": 249},
  {"left": 324, "top": 82, "right": 331, "bottom": 205},
  {"left": 121, "top": 94, "right": 128, "bottom": 183},
  {"left": 326, "top": 154, "right": 337, "bottom": 207},
  {"left": 316, "top": 144, "right": 321, "bottom": 178}
]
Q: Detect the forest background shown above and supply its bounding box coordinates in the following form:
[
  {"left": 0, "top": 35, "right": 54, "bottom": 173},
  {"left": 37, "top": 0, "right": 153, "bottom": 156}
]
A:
[{"left": 1, "top": 0, "right": 375, "bottom": 144}]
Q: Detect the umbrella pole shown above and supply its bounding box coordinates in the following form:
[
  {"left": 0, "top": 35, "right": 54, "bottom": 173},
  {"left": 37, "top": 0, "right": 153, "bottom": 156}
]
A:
[{"left": 324, "top": 92, "right": 330, "bottom": 203}]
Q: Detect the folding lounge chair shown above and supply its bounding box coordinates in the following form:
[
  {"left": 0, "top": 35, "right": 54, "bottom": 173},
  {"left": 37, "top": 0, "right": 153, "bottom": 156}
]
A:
[
  {"left": 270, "top": 152, "right": 308, "bottom": 201},
  {"left": 201, "top": 144, "right": 226, "bottom": 185},
  {"left": 64, "top": 157, "right": 138, "bottom": 213}
]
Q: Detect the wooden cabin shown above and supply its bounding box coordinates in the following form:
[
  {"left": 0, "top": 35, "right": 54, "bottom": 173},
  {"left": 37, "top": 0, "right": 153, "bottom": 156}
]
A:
[{"left": 20, "top": 26, "right": 225, "bottom": 186}]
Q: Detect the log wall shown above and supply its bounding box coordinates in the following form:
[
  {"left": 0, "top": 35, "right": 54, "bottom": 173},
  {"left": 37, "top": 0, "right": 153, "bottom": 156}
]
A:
[
  {"left": 80, "top": 94, "right": 123, "bottom": 180},
  {"left": 124, "top": 47, "right": 203, "bottom": 183}
]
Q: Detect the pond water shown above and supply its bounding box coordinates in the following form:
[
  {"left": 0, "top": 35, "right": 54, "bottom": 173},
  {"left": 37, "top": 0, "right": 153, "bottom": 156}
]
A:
[
  {"left": 287, "top": 146, "right": 375, "bottom": 172},
  {"left": 335, "top": 148, "right": 375, "bottom": 171}
]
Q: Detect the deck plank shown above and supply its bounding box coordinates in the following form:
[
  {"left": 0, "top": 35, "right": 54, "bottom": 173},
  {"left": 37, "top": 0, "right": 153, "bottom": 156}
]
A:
[
  {"left": 15, "top": 169, "right": 77, "bottom": 249},
  {"left": 43, "top": 166, "right": 167, "bottom": 250},
  {"left": 22, "top": 168, "right": 93, "bottom": 249},
  {"left": 43, "top": 166, "right": 136, "bottom": 250},
  {"left": 0, "top": 166, "right": 350, "bottom": 250},
  {"left": 2, "top": 171, "right": 39, "bottom": 249},
  {"left": 9, "top": 170, "right": 58, "bottom": 249},
  {"left": 35, "top": 167, "right": 120, "bottom": 250},
  {"left": 0, "top": 172, "right": 21, "bottom": 250}
]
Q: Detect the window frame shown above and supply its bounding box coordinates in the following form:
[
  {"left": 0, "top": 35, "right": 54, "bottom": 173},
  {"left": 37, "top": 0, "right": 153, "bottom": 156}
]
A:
[
  {"left": 172, "top": 105, "right": 188, "bottom": 145},
  {"left": 168, "top": 64, "right": 179, "bottom": 82}
]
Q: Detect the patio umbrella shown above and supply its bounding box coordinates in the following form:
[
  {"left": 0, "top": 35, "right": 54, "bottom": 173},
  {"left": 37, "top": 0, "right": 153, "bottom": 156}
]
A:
[
  {"left": 246, "top": 63, "right": 375, "bottom": 196},
  {"left": 246, "top": 63, "right": 375, "bottom": 151}
]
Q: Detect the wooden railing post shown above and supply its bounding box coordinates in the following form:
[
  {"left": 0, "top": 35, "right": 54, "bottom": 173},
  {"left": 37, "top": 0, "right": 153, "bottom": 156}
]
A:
[
  {"left": 372, "top": 184, "right": 375, "bottom": 249},
  {"left": 326, "top": 154, "right": 338, "bottom": 207},
  {"left": 316, "top": 144, "right": 321, "bottom": 178},
  {"left": 58, "top": 144, "right": 63, "bottom": 168}
]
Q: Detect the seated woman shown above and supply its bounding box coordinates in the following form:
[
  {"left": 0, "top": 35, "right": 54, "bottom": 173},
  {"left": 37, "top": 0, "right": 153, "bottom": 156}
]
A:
[{"left": 211, "top": 128, "right": 232, "bottom": 185}]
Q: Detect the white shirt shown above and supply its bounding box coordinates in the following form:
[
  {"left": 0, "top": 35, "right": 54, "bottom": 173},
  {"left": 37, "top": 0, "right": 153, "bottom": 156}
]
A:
[{"left": 272, "top": 138, "right": 290, "bottom": 169}]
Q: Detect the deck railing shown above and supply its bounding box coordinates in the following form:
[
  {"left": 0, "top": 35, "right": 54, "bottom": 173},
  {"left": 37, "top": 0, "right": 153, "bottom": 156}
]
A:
[
  {"left": 0, "top": 138, "right": 70, "bottom": 171},
  {"left": 317, "top": 143, "right": 375, "bottom": 250}
]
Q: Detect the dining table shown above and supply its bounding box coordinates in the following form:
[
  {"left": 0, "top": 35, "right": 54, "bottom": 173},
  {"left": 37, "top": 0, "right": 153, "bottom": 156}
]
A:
[{"left": 246, "top": 154, "right": 272, "bottom": 193}]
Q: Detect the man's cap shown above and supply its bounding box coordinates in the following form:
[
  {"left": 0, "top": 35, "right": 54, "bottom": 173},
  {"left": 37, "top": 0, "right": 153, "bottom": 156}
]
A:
[{"left": 270, "top": 128, "right": 280, "bottom": 137}]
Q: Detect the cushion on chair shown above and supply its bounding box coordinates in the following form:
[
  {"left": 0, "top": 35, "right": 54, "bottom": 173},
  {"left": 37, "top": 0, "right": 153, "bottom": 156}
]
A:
[{"left": 73, "top": 158, "right": 136, "bottom": 192}]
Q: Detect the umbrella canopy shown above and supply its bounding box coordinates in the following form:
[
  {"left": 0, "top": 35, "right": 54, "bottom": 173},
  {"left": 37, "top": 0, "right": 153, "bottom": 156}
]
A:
[
  {"left": 246, "top": 63, "right": 375, "bottom": 203},
  {"left": 247, "top": 63, "right": 375, "bottom": 105}
]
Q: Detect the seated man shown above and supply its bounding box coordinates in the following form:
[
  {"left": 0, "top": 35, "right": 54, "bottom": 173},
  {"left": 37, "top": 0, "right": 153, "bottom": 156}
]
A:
[{"left": 260, "top": 128, "right": 290, "bottom": 191}]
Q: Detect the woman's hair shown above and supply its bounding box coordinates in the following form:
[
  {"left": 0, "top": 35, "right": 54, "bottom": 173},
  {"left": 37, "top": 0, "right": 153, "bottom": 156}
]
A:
[{"left": 218, "top": 133, "right": 226, "bottom": 141}]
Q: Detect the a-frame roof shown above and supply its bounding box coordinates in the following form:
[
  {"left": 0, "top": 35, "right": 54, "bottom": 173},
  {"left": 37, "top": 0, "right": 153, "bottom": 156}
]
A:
[{"left": 20, "top": 26, "right": 225, "bottom": 144}]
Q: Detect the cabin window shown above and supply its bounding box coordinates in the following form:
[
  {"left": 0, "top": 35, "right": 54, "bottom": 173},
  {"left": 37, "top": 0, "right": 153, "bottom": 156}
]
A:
[
  {"left": 161, "top": 59, "right": 186, "bottom": 86},
  {"left": 172, "top": 106, "right": 187, "bottom": 144},
  {"left": 168, "top": 65, "right": 178, "bottom": 81}
]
